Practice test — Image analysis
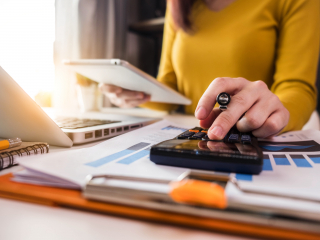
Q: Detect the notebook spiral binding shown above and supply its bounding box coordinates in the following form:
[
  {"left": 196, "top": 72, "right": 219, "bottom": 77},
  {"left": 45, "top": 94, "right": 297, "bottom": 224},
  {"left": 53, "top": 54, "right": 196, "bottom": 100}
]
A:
[{"left": 0, "top": 143, "right": 49, "bottom": 170}]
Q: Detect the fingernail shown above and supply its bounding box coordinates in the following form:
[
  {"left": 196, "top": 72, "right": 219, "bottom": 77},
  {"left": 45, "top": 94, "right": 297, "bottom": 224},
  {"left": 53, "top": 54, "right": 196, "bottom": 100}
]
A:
[
  {"left": 211, "top": 126, "right": 223, "bottom": 138},
  {"left": 195, "top": 106, "right": 206, "bottom": 118}
]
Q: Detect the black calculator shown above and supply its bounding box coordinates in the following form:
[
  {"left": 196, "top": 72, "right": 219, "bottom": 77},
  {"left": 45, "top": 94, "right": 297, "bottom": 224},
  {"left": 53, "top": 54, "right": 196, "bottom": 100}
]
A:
[{"left": 150, "top": 127, "right": 263, "bottom": 174}]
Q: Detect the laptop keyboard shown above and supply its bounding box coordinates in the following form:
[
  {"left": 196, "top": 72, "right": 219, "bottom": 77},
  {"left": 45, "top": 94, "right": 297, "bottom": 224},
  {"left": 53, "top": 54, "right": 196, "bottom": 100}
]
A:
[{"left": 54, "top": 117, "right": 121, "bottom": 129}]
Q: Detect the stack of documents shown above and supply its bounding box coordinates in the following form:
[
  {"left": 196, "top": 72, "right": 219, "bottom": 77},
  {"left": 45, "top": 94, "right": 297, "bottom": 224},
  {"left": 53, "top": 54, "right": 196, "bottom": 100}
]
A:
[
  {"left": 12, "top": 120, "right": 320, "bottom": 225},
  {"left": 13, "top": 120, "right": 192, "bottom": 188}
]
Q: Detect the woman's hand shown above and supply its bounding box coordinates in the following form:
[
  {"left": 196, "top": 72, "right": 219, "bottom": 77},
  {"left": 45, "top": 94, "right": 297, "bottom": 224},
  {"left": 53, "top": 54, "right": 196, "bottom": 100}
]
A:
[
  {"left": 99, "top": 83, "right": 151, "bottom": 108},
  {"left": 195, "top": 77, "right": 290, "bottom": 139}
]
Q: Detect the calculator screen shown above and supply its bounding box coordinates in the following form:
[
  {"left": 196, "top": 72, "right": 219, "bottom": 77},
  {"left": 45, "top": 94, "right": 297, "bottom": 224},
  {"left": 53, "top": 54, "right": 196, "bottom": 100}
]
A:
[{"left": 155, "top": 140, "right": 259, "bottom": 157}]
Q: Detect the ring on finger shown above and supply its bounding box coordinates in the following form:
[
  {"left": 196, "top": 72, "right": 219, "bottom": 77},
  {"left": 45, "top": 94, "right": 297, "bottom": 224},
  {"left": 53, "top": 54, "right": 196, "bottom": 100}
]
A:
[{"left": 216, "top": 92, "right": 231, "bottom": 111}]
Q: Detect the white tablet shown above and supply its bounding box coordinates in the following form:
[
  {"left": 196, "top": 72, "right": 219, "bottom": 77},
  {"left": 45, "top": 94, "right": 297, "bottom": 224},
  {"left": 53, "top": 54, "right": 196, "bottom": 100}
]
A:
[{"left": 63, "top": 59, "right": 191, "bottom": 105}]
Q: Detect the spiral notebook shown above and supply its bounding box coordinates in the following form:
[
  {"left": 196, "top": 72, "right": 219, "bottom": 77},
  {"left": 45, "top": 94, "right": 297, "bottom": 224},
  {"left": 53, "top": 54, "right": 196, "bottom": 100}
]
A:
[{"left": 0, "top": 142, "right": 49, "bottom": 170}]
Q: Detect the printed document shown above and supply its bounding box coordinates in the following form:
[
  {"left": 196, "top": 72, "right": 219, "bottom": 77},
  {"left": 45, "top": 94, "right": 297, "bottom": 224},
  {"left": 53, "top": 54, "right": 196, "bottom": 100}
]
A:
[
  {"left": 12, "top": 123, "right": 320, "bottom": 221},
  {"left": 232, "top": 130, "right": 320, "bottom": 201},
  {"left": 14, "top": 120, "right": 193, "bottom": 188},
  {"left": 14, "top": 122, "right": 320, "bottom": 201}
]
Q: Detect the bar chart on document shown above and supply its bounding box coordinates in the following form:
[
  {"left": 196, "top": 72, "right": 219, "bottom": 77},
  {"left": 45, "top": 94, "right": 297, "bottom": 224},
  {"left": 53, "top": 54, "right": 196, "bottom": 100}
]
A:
[
  {"left": 15, "top": 121, "right": 192, "bottom": 188},
  {"left": 85, "top": 125, "right": 188, "bottom": 168},
  {"left": 16, "top": 120, "right": 320, "bottom": 198},
  {"left": 234, "top": 130, "right": 320, "bottom": 201},
  {"left": 80, "top": 124, "right": 190, "bottom": 182}
]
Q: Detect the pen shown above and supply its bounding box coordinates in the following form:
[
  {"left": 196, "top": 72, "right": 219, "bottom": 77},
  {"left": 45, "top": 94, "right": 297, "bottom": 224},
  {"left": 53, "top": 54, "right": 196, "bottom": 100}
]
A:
[{"left": 0, "top": 138, "right": 22, "bottom": 150}]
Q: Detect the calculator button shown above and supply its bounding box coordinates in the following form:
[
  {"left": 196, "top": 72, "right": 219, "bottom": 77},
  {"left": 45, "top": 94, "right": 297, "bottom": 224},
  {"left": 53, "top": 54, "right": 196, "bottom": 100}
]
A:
[
  {"left": 201, "top": 128, "right": 208, "bottom": 133},
  {"left": 228, "top": 134, "right": 239, "bottom": 143},
  {"left": 177, "top": 131, "right": 195, "bottom": 139},
  {"left": 241, "top": 134, "right": 251, "bottom": 144},
  {"left": 189, "top": 127, "right": 203, "bottom": 133},
  {"left": 222, "top": 134, "right": 229, "bottom": 142},
  {"left": 202, "top": 134, "right": 210, "bottom": 140},
  {"left": 189, "top": 132, "right": 206, "bottom": 139}
]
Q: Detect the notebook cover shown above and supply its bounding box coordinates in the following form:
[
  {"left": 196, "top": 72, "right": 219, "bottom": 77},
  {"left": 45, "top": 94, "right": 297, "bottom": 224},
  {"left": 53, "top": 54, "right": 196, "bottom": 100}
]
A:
[{"left": 0, "top": 173, "right": 319, "bottom": 240}]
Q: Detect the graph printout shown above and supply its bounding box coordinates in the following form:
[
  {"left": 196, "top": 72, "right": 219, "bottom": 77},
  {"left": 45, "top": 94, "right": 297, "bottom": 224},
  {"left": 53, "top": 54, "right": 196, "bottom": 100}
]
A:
[
  {"left": 234, "top": 129, "right": 320, "bottom": 201},
  {"left": 85, "top": 142, "right": 150, "bottom": 167},
  {"left": 17, "top": 120, "right": 191, "bottom": 188},
  {"left": 16, "top": 118, "right": 320, "bottom": 203}
]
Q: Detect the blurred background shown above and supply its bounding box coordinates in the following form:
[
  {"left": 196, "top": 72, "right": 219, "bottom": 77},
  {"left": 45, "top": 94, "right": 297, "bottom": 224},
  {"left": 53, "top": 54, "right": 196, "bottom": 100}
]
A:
[
  {"left": 1, "top": 0, "right": 319, "bottom": 113},
  {"left": 0, "top": 0, "right": 166, "bottom": 111}
]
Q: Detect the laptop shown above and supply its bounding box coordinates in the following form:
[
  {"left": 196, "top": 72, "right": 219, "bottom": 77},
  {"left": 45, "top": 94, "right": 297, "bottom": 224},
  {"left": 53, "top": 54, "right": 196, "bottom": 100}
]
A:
[{"left": 0, "top": 66, "right": 158, "bottom": 147}]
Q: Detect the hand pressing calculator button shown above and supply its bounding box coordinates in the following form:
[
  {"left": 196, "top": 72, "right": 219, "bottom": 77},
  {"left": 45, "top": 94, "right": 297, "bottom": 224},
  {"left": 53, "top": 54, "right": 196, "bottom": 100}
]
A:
[
  {"left": 189, "top": 132, "right": 206, "bottom": 140},
  {"left": 228, "top": 134, "right": 240, "bottom": 143},
  {"left": 177, "top": 131, "right": 195, "bottom": 139},
  {"left": 241, "top": 134, "right": 251, "bottom": 144},
  {"left": 150, "top": 126, "right": 263, "bottom": 174}
]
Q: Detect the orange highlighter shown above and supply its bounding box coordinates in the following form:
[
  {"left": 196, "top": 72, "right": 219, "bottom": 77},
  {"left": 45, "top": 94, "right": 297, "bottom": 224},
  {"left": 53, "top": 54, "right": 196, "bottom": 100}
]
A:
[
  {"left": 0, "top": 138, "right": 22, "bottom": 151},
  {"left": 169, "top": 179, "right": 227, "bottom": 209}
]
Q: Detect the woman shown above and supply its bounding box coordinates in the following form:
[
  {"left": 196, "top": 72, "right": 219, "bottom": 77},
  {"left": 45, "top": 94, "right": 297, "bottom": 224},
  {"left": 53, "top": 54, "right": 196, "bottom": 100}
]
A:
[{"left": 100, "top": 0, "right": 320, "bottom": 139}]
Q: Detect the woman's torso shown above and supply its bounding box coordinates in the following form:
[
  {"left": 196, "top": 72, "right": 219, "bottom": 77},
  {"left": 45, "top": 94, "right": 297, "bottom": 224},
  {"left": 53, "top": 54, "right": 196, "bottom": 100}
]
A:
[{"left": 171, "top": 0, "right": 281, "bottom": 113}]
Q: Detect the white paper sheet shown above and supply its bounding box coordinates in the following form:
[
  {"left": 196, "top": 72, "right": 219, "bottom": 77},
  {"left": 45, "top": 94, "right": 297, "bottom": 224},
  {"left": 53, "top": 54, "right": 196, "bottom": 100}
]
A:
[
  {"left": 14, "top": 124, "right": 320, "bottom": 204},
  {"left": 234, "top": 129, "right": 320, "bottom": 201},
  {"left": 15, "top": 120, "right": 192, "bottom": 188}
]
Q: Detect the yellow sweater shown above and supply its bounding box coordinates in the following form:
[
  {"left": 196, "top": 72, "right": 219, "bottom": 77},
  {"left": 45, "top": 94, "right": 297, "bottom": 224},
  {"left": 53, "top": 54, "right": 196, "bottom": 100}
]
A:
[{"left": 142, "top": 0, "right": 320, "bottom": 132}]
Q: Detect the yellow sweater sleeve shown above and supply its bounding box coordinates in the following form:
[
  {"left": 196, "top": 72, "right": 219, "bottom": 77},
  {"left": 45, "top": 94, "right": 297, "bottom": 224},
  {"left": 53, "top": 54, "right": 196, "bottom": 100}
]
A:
[
  {"left": 140, "top": 5, "right": 179, "bottom": 112},
  {"left": 272, "top": 0, "right": 320, "bottom": 132}
]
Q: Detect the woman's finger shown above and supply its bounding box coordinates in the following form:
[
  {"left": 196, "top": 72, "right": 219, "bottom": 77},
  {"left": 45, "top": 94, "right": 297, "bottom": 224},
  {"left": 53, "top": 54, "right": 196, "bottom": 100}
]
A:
[
  {"left": 206, "top": 81, "right": 265, "bottom": 139},
  {"left": 252, "top": 109, "right": 289, "bottom": 138},
  {"left": 237, "top": 91, "right": 280, "bottom": 132},
  {"left": 116, "top": 89, "right": 146, "bottom": 100},
  {"left": 123, "top": 95, "right": 151, "bottom": 108},
  {"left": 101, "top": 83, "right": 150, "bottom": 108},
  {"left": 195, "top": 77, "right": 248, "bottom": 120},
  {"left": 199, "top": 108, "right": 221, "bottom": 129},
  {"left": 109, "top": 94, "right": 150, "bottom": 108},
  {"left": 99, "top": 84, "right": 122, "bottom": 94}
]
